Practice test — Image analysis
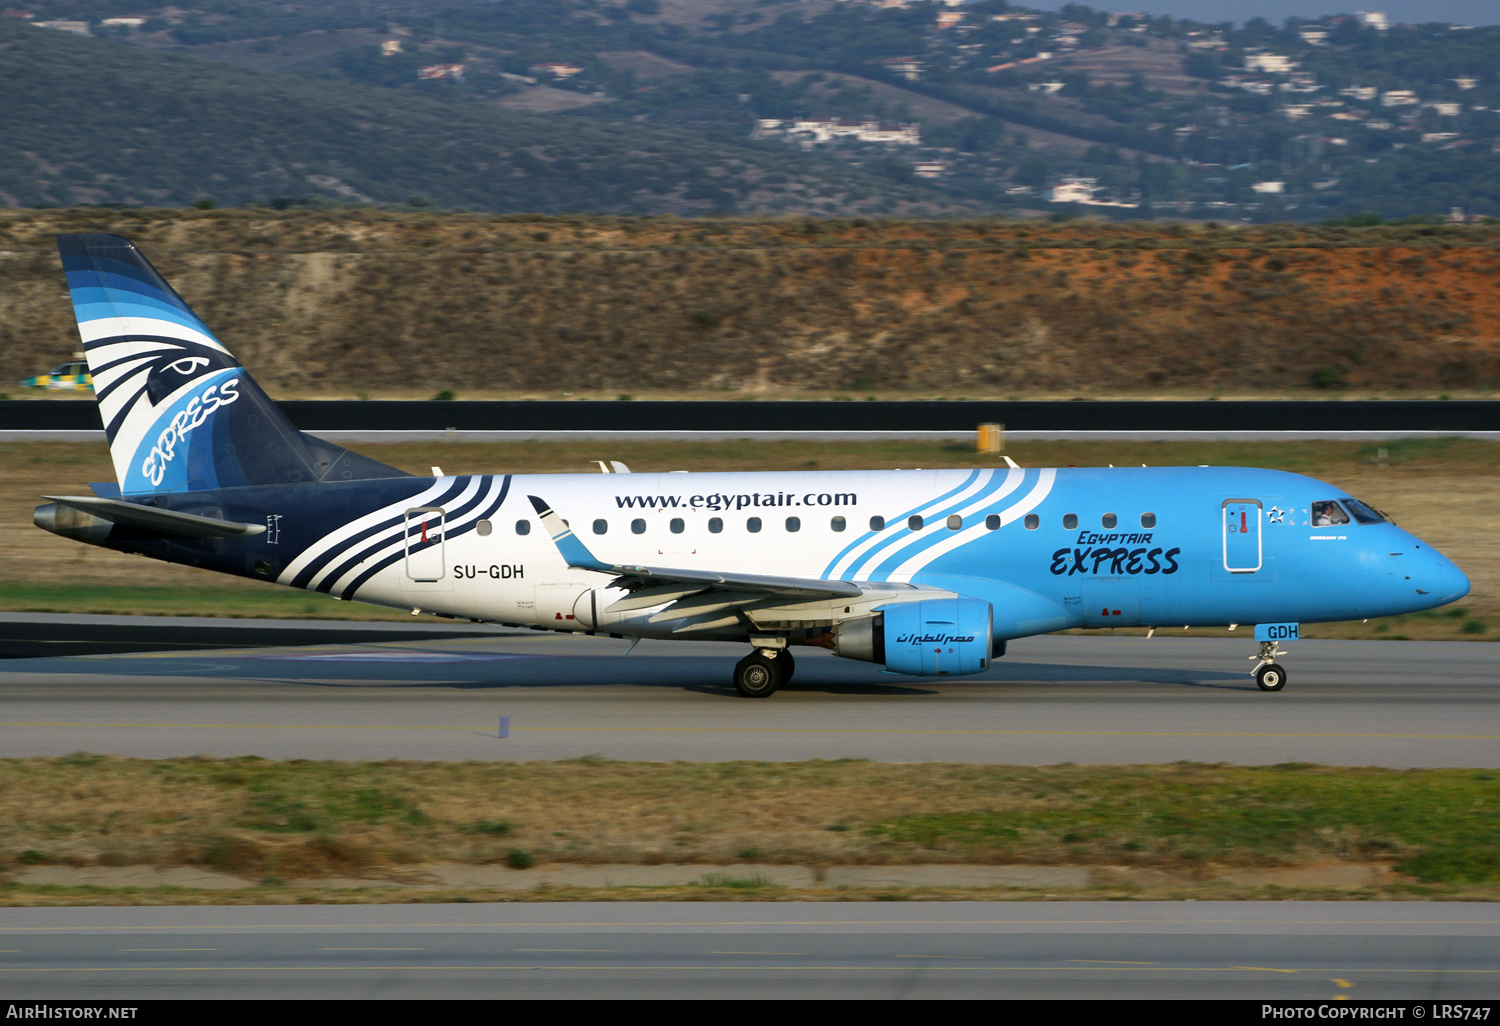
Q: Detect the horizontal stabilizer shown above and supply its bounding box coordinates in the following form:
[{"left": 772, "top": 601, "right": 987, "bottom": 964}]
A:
[{"left": 43, "top": 495, "right": 267, "bottom": 538}]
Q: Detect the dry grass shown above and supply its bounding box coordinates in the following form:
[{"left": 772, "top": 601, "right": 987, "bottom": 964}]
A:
[
  {"left": 3, "top": 881, "right": 1497, "bottom": 906},
  {"left": 1, "top": 438, "right": 1496, "bottom": 628},
  {"left": 3, "top": 210, "right": 1500, "bottom": 398},
  {"left": 0, "top": 758, "right": 1495, "bottom": 888}
]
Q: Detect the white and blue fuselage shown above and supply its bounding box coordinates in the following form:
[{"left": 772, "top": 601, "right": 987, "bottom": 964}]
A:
[{"left": 34, "top": 233, "right": 1472, "bottom": 697}]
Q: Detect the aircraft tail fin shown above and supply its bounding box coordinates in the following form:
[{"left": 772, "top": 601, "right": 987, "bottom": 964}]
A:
[{"left": 57, "top": 234, "right": 408, "bottom": 493}]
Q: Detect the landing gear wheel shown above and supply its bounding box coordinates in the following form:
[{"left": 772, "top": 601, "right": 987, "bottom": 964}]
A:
[
  {"left": 734, "top": 653, "right": 782, "bottom": 699},
  {"left": 775, "top": 649, "right": 796, "bottom": 686},
  {"left": 1255, "top": 662, "right": 1288, "bottom": 692}
]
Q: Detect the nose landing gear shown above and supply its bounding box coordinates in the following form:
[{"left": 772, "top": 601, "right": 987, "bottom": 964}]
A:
[{"left": 1250, "top": 641, "right": 1288, "bottom": 692}]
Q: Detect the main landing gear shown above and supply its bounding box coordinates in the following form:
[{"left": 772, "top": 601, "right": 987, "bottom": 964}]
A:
[
  {"left": 1250, "top": 641, "right": 1288, "bottom": 692},
  {"left": 733, "top": 648, "right": 795, "bottom": 699}
]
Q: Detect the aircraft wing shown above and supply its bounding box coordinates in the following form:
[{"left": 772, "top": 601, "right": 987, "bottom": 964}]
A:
[{"left": 527, "top": 494, "right": 864, "bottom": 604}]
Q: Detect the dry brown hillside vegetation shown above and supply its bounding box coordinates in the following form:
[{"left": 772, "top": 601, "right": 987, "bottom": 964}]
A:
[{"left": 3, "top": 209, "right": 1499, "bottom": 397}]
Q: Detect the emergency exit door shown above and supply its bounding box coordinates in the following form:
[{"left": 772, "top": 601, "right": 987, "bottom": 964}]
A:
[
  {"left": 1222, "top": 499, "right": 1262, "bottom": 573},
  {"left": 404, "top": 507, "right": 445, "bottom": 582}
]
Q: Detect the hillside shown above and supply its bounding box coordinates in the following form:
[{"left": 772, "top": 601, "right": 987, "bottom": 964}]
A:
[
  {"left": 0, "top": 17, "right": 960, "bottom": 217},
  {"left": 12, "top": 0, "right": 1500, "bottom": 220},
  {"left": 2, "top": 209, "right": 1498, "bottom": 398}
]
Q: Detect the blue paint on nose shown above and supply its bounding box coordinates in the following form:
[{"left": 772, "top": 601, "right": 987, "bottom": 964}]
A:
[{"left": 1436, "top": 558, "right": 1471, "bottom": 606}]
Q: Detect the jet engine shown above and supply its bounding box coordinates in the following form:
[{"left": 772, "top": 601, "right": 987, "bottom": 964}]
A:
[{"left": 831, "top": 596, "right": 993, "bottom": 676}]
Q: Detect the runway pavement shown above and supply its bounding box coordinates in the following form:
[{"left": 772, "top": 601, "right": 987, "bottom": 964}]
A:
[
  {"left": 0, "top": 617, "right": 1495, "bottom": 765},
  {"left": 0, "top": 901, "right": 1494, "bottom": 999}
]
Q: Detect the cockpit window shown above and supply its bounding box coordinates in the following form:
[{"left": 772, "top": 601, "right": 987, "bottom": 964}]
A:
[
  {"left": 1311, "top": 500, "right": 1350, "bottom": 527},
  {"left": 1342, "top": 498, "right": 1389, "bottom": 525}
]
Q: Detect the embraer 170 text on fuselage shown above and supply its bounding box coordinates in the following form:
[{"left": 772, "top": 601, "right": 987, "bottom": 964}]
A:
[{"left": 33, "top": 235, "right": 1471, "bottom": 696}]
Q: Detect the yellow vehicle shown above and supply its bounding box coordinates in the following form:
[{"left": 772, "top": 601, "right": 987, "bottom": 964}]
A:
[{"left": 20, "top": 356, "right": 93, "bottom": 391}]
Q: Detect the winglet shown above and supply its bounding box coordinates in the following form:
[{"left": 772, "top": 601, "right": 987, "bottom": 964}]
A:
[{"left": 528, "top": 495, "right": 612, "bottom": 573}]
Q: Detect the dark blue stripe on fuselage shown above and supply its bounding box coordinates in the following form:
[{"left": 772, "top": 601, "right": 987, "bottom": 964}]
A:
[
  {"left": 304, "top": 476, "right": 475, "bottom": 593},
  {"left": 339, "top": 475, "right": 511, "bottom": 602}
]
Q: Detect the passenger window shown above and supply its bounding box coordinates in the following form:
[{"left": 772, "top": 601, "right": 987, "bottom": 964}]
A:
[
  {"left": 947, "top": 514, "right": 962, "bottom": 531},
  {"left": 476, "top": 520, "right": 492, "bottom": 537},
  {"left": 670, "top": 518, "right": 684, "bottom": 534},
  {"left": 515, "top": 520, "right": 530, "bottom": 536},
  {"left": 1024, "top": 514, "right": 1039, "bottom": 530},
  {"left": 631, "top": 518, "right": 646, "bottom": 534},
  {"left": 1311, "top": 500, "right": 1351, "bottom": 527},
  {"left": 747, "top": 517, "right": 762, "bottom": 533},
  {"left": 786, "top": 516, "right": 800, "bottom": 532},
  {"left": 908, "top": 515, "right": 924, "bottom": 531},
  {"left": 1342, "top": 498, "right": 1388, "bottom": 525},
  {"left": 1063, "top": 513, "right": 1078, "bottom": 530},
  {"left": 986, "top": 514, "right": 1001, "bottom": 530},
  {"left": 869, "top": 516, "right": 885, "bottom": 531},
  {"left": 1141, "top": 512, "right": 1156, "bottom": 529},
  {"left": 592, "top": 519, "right": 607, "bottom": 535},
  {"left": 709, "top": 517, "right": 723, "bottom": 533},
  {"left": 1102, "top": 513, "right": 1117, "bottom": 529},
  {"left": 831, "top": 516, "right": 846, "bottom": 532}
]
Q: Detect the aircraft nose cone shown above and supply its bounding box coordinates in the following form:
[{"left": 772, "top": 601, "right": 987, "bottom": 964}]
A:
[{"left": 1436, "top": 559, "right": 1471, "bottom": 605}]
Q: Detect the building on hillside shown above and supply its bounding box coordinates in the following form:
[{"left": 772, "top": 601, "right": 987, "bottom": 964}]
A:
[
  {"left": 1027, "top": 81, "right": 1065, "bottom": 94},
  {"left": 1049, "top": 176, "right": 1139, "bottom": 208},
  {"left": 381, "top": 39, "right": 403, "bottom": 56},
  {"left": 1298, "top": 27, "right": 1328, "bottom": 44},
  {"left": 1339, "top": 85, "right": 1377, "bottom": 101},
  {"left": 529, "top": 62, "right": 582, "bottom": 78},
  {"left": 1049, "top": 177, "right": 1098, "bottom": 203},
  {"left": 1426, "top": 102, "right": 1462, "bottom": 116},
  {"left": 418, "top": 63, "right": 465, "bottom": 80},
  {"left": 1, "top": 10, "right": 34, "bottom": 18},
  {"left": 1380, "top": 90, "right": 1419, "bottom": 107},
  {"left": 1244, "top": 52, "right": 1296, "bottom": 74},
  {"left": 1251, "top": 180, "right": 1285, "bottom": 194},
  {"left": 1454, "top": 77, "right": 1478, "bottom": 90},
  {"left": 757, "top": 118, "right": 920, "bottom": 146},
  {"left": 881, "top": 57, "right": 924, "bottom": 81},
  {"left": 913, "top": 161, "right": 947, "bottom": 179},
  {"left": 1281, "top": 105, "right": 1314, "bottom": 119},
  {"left": 1421, "top": 132, "right": 1459, "bottom": 143},
  {"left": 32, "top": 19, "right": 89, "bottom": 33},
  {"left": 935, "top": 11, "right": 963, "bottom": 29},
  {"left": 1355, "top": 10, "right": 1388, "bottom": 31},
  {"left": 100, "top": 17, "right": 145, "bottom": 28}
]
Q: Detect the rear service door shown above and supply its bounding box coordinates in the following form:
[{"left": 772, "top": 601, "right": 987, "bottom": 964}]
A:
[
  {"left": 1222, "top": 499, "right": 1262, "bottom": 573},
  {"left": 405, "top": 507, "right": 445, "bottom": 582}
]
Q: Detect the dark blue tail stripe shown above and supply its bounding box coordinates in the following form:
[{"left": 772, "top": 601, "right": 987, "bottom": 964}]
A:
[
  {"left": 304, "top": 477, "right": 475, "bottom": 594},
  {"left": 339, "top": 475, "right": 510, "bottom": 602}
]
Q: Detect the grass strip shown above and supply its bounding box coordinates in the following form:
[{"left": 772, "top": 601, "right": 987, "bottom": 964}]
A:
[{"left": 2, "top": 757, "right": 1495, "bottom": 888}]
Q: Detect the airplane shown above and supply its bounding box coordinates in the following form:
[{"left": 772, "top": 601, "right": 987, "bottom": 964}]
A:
[{"left": 33, "top": 233, "right": 1472, "bottom": 698}]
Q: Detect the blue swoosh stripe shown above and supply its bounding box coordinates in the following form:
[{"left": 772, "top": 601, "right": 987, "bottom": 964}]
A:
[
  {"left": 820, "top": 469, "right": 983, "bottom": 579},
  {"left": 840, "top": 470, "right": 997, "bottom": 580},
  {"left": 864, "top": 469, "right": 1028, "bottom": 581}
]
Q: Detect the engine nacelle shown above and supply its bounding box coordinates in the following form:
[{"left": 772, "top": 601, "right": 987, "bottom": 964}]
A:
[{"left": 832, "top": 597, "right": 993, "bottom": 677}]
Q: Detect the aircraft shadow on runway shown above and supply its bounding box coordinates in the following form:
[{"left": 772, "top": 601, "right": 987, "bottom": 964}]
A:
[{"left": 8, "top": 649, "right": 1252, "bottom": 696}]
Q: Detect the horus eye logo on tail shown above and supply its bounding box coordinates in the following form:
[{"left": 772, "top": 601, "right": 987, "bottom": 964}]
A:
[{"left": 57, "top": 233, "right": 411, "bottom": 495}]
